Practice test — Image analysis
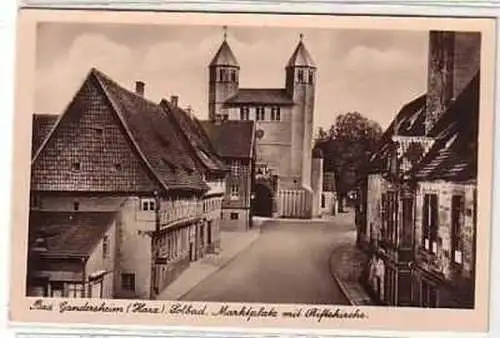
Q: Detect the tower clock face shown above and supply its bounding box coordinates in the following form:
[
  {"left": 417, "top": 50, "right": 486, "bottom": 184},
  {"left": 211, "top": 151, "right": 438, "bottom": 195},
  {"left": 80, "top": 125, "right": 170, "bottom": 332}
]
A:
[{"left": 256, "top": 129, "right": 264, "bottom": 139}]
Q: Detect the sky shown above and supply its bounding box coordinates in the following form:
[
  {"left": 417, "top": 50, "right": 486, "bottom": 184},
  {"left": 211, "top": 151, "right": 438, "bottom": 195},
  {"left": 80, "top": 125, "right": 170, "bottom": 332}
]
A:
[{"left": 35, "top": 23, "right": 429, "bottom": 130}]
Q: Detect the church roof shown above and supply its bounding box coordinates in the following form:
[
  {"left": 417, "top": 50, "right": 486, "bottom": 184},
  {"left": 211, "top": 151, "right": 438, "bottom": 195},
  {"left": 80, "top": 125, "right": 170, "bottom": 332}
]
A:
[
  {"left": 224, "top": 88, "right": 294, "bottom": 106},
  {"left": 209, "top": 40, "right": 239, "bottom": 68},
  {"left": 287, "top": 40, "right": 316, "bottom": 68}
]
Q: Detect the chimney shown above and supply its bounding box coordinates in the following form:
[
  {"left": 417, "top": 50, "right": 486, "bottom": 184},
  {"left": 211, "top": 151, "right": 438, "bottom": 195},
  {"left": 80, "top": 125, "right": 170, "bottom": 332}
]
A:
[
  {"left": 171, "top": 95, "right": 179, "bottom": 107},
  {"left": 186, "top": 105, "right": 193, "bottom": 117},
  {"left": 135, "top": 81, "right": 145, "bottom": 96},
  {"left": 425, "top": 31, "right": 480, "bottom": 134}
]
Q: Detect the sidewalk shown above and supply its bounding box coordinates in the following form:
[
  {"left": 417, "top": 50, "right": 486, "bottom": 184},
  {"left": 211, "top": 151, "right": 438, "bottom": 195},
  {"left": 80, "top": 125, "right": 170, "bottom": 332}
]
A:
[
  {"left": 156, "top": 228, "right": 260, "bottom": 301},
  {"left": 329, "top": 231, "right": 376, "bottom": 306}
]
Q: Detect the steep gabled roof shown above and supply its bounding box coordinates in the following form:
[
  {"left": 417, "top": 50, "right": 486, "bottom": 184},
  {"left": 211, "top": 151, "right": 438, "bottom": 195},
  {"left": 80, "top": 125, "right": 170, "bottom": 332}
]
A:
[
  {"left": 287, "top": 40, "right": 316, "bottom": 68},
  {"left": 29, "top": 211, "right": 117, "bottom": 258},
  {"left": 209, "top": 40, "right": 239, "bottom": 68},
  {"left": 368, "top": 94, "right": 427, "bottom": 172},
  {"left": 32, "top": 68, "right": 208, "bottom": 193},
  {"left": 413, "top": 72, "right": 479, "bottom": 182},
  {"left": 200, "top": 120, "right": 255, "bottom": 159},
  {"left": 224, "top": 88, "right": 294, "bottom": 106},
  {"left": 32, "top": 114, "right": 58, "bottom": 157},
  {"left": 160, "top": 99, "right": 226, "bottom": 174}
]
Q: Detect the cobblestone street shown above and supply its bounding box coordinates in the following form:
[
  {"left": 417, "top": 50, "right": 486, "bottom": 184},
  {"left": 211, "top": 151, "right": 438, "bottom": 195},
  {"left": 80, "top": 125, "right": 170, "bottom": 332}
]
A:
[{"left": 174, "top": 212, "right": 364, "bottom": 305}]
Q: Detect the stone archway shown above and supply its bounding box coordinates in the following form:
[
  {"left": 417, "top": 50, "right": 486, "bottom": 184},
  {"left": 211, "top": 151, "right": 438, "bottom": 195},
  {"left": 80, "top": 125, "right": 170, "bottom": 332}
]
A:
[{"left": 253, "top": 182, "right": 274, "bottom": 217}]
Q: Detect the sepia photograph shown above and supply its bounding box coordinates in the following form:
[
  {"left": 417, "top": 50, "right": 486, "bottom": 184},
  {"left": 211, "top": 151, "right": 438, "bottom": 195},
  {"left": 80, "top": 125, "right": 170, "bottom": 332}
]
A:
[{"left": 9, "top": 9, "right": 496, "bottom": 333}]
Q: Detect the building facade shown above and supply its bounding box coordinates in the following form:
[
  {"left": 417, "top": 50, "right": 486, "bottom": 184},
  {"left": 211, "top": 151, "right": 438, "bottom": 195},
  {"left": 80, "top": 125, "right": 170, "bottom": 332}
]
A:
[
  {"left": 28, "top": 68, "right": 217, "bottom": 300},
  {"left": 201, "top": 119, "right": 256, "bottom": 231},
  {"left": 357, "top": 31, "right": 480, "bottom": 308},
  {"left": 207, "top": 33, "right": 323, "bottom": 219},
  {"left": 27, "top": 211, "right": 118, "bottom": 299},
  {"left": 160, "top": 96, "right": 228, "bottom": 253}
]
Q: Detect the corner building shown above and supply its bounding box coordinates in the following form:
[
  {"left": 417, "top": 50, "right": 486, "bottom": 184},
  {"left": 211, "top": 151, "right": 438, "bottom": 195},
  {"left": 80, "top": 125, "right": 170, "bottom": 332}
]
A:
[{"left": 207, "top": 34, "right": 322, "bottom": 219}]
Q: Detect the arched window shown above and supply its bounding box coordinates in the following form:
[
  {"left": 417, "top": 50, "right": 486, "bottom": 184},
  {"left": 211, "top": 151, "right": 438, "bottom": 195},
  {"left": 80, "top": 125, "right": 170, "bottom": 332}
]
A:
[
  {"left": 308, "top": 70, "right": 314, "bottom": 84},
  {"left": 297, "top": 69, "right": 304, "bottom": 83}
]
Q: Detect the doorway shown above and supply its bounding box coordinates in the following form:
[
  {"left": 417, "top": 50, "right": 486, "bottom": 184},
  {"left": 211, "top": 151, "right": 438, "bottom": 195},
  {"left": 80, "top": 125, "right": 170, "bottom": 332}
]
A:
[{"left": 253, "top": 183, "right": 274, "bottom": 217}]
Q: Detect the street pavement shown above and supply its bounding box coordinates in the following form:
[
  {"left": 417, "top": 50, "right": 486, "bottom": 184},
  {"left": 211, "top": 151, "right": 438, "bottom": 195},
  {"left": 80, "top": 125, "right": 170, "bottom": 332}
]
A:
[{"left": 181, "top": 213, "right": 356, "bottom": 305}]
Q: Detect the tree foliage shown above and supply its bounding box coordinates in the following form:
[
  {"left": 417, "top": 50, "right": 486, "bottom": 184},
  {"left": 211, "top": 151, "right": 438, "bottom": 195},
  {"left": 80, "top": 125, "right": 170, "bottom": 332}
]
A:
[{"left": 315, "top": 112, "right": 383, "bottom": 210}]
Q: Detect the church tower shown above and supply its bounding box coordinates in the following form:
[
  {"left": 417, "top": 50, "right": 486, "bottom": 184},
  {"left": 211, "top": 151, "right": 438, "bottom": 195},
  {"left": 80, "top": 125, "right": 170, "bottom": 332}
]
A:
[
  {"left": 208, "top": 27, "right": 240, "bottom": 121},
  {"left": 285, "top": 34, "right": 316, "bottom": 191}
]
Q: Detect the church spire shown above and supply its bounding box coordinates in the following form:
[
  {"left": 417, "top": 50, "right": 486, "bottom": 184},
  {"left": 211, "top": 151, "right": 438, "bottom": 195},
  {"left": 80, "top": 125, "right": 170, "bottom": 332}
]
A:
[
  {"left": 209, "top": 26, "right": 239, "bottom": 68},
  {"left": 286, "top": 33, "right": 316, "bottom": 68}
]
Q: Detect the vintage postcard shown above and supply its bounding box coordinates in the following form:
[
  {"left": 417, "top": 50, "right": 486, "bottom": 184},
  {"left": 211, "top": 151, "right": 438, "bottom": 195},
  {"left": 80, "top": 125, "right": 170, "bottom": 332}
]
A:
[{"left": 9, "top": 8, "right": 496, "bottom": 333}]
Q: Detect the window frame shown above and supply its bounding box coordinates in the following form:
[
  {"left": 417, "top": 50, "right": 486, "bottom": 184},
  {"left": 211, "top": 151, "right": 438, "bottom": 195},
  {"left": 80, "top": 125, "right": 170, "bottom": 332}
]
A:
[
  {"left": 141, "top": 198, "right": 156, "bottom": 211},
  {"left": 451, "top": 194, "right": 465, "bottom": 265},
  {"left": 240, "top": 106, "right": 249, "bottom": 120},
  {"left": 422, "top": 193, "right": 439, "bottom": 253},
  {"left": 230, "top": 184, "right": 240, "bottom": 200},
  {"left": 121, "top": 273, "right": 136, "bottom": 292},
  {"left": 102, "top": 234, "right": 110, "bottom": 259}
]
